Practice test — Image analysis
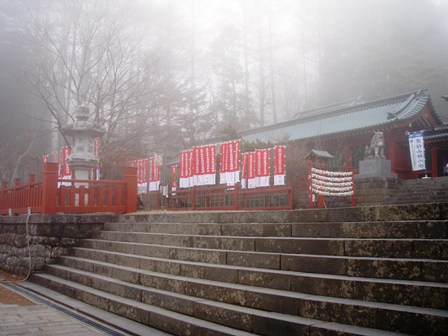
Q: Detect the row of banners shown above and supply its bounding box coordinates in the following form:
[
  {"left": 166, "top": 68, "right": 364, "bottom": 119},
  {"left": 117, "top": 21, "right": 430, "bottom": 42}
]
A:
[
  {"left": 178, "top": 141, "right": 286, "bottom": 190},
  {"left": 42, "top": 131, "right": 428, "bottom": 194},
  {"left": 43, "top": 140, "right": 286, "bottom": 192},
  {"left": 129, "top": 157, "right": 162, "bottom": 193}
]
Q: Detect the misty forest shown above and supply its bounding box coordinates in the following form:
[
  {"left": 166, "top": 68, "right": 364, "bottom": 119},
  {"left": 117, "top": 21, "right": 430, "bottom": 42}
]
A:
[{"left": 1, "top": 0, "right": 448, "bottom": 181}]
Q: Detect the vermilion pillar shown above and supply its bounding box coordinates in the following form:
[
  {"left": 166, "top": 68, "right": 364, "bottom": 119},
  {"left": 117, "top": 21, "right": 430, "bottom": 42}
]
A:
[
  {"left": 124, "top": 166, "right": 138, "bottom": 213},
  {"left": 41, "top": 162, "right": 58, "bottom": 214}
]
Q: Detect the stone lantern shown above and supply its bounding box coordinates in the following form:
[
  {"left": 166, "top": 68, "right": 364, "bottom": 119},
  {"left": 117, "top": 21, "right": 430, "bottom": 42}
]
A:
[{"left": 62, "top": 106, "right": 105, "bottom": 181}]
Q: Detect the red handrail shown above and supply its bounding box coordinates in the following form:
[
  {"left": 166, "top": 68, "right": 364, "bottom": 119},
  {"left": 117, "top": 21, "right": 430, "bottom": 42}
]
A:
[
  {"left": 0, "top": 163, "right": 137, "bottom": 215},
  {"left": 167, "top": 184, "right": 292, "bottom": 211}
]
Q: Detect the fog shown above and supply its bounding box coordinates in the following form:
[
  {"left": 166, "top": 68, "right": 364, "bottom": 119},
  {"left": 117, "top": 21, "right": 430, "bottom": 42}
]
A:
[{"left": 1, "top": 0, "right": 448, "bottom": 179}]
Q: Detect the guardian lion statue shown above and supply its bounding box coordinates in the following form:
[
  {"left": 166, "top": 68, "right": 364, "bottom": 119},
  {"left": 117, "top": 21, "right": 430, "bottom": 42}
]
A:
[{"left": 365, "top": 131, "right": 386, "bottom": 159}]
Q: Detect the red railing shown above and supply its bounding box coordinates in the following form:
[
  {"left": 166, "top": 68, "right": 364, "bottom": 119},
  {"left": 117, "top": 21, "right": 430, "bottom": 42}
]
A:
[
  {"left": 0, "top": 162, "right": 137, "bottom": 215},
  {"left": 56, "top": 180, "right": 127, "bottom": 213},
  {"left": 168, "top": 184, "right": 292, "bottom": 211},
  {"left": 0, "top": 175, "right": 44, "bottom": 215}
]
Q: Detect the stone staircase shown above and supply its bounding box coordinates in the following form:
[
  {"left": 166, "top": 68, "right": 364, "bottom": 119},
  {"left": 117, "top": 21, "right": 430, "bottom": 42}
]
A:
[
  {"left": 389, "top": 177, "right": 448, "bottom": 205},
  {"left": 28, "top": 204, "right": 448, "bottom": 335},
  {"left": 355, "top": 176, "right": 448, "bottom": 206}
]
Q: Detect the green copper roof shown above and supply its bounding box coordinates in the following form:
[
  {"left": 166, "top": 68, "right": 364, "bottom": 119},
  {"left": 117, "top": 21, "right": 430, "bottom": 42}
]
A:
[{"left": 240, "top": 90, "right": 440, "bottom": 143}]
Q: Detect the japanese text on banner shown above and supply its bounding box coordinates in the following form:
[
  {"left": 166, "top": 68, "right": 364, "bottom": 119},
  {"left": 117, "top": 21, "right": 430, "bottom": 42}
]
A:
[{"left": 408, "top": 131, "right": 426, "bottom": 171}]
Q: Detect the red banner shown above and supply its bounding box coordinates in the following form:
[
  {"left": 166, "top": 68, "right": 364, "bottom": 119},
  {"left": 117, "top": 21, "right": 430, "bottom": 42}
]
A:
[
  {"left": 171, "top": 165, "right": 177, "bottom": 195},
  {"left": 255, "top": 148, "right": 270, "bottom": 187},
  {"left": 195, "top": 145, "right": 216, "bottom": 185},
  {"left": 149, "top": 157, "right": 161, "bottom": 191},
  {"left": 149, "top": 157, "right": 160, "bottom": 182},
  {"left": 130, "top": 159, "right": 148, "bottom": 184},
  {"left": 130, "top": 157, "right": 161, "bottom": 192},
  {"left": 180, "top": 150, "right": 189, "bottom": 179},
  {"left": 274, "top": 146, "right": 285, "bottom": 185},
  {"left": 59, "top": 146, "right": 72, "bottom": 179},
  {"left": 94, "top": 138, "right": 100, "bottom": 180},
  {"left": 219, "top": 142, "right": 227, "bottom": 173},
  {"left": 234, "top": 141, "right": 240, "bottom": 171},
  {"left": 274, "top": 146, "right": 285, "bottom": 175},
  {"left": 95, "top": 138, "right": 100, "bottom": 157},
  {"left": 256, "top": 149, "right": 270, "bottom": 177},
  {"left": 228, "top": 141, "right": 234, "bottom": 172},
  {"left": 242, "top": 153, "right": 248, "bottom": 180},
  {"left": 138, "top": 160, "right": 144, "bottom": 184},
  {"left": 193, "top": 146, "right": 202, "bottom": 177},
  {"left": 180, "top": 145, "right": 216, "bottom": 188},
  {"left": 241, "top": 152, "right": 255, "bottom": 189},
  {"left": 219, "top": 140, "right": 240, "bottom": 185},
  {"left": 180, "top": 149, "right": 192, "bottom": 188},
  {"left": 248, "top": 152, "right": 255, "bottom": 179},
  {"left": 248, "top": 152, "right": 256, "bottom": 189},
  {"left": 142, "top": 159, "right": 148, "bottom": 184}
]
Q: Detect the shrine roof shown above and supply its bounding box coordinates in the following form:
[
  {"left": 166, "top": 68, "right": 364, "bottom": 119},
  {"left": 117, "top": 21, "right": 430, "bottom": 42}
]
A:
[
  {"left": 422, "top": 125, "right": 448, "bottom": 142},
  {"left": 240, "top": 90, "right": 442, "bottom": 143}
]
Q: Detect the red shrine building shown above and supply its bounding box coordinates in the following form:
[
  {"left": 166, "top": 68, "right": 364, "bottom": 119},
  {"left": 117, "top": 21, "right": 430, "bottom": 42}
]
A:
[{"left": 240, "top": 90, "right": 448, "bottom": 179}]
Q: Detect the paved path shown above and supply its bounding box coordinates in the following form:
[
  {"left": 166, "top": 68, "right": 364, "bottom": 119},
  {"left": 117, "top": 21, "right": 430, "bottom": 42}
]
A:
[
  {"left": 0, "top": 303, "right": 107, "bottom": 336},
  {"left": 0, "top": 271, "right": 171, "bottom": 336},
  {"left": 0, "top": 272, "right": 108, "bottom": 336}
]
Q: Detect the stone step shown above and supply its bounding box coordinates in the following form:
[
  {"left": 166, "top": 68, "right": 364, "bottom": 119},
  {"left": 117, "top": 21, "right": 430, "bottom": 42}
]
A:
[
  {"left": 388, "top": 195, "right": 446, "bottom": 205},
  {"left": 390, "top": 197, "right": 448, "bottom": 204},
  {"left": 30, "top": 273, "right": 259, "bottom": 336},
  {"left": 394, "top": 192, "right": 448, "bottom": 197},
  {"left": 117, "top": 202, "right": 448, "bottom": 224},
  {"left": 30, "top": 273, "right": 410, "bottom": 336},
  {"left": 24, "top": 202, "right": 448, "bottom": 335},
  {"left": 68, "top": 247, "right": 448, "bottom": 304},
  {"left": 103, "top": 220, "right": 448, "bottom": 239},
  {"left": 104, "top": 222, "right": 289, "bottom": 237},
  {"left": 74, "top": 241, "right": 448, "bottom": 282},
  {"left": 388, "top": 178, "right": 448, "bottom": 205},
  {"left": 397, "top": 188, "right": 448, "bottom": 194},
  {"left": 41, "top": 264, "right": 448, "bottom": 335},
  {"left": 393, "top": 191, "right": 448, "bottom": 197},
  {"left": 291, "top": 221, "right": 448, "bottom": 239},
  {"left": 93, "top": 231, "right": 448, "bottom": 259},
  {"left": 400, "top": 183, "right": 448, "bottom": 189},
  {"left": 58, "top": 255, "right": 448, "bottom": 310},
  {"left": 14, "top": 281, "right": 172, "bottom": 336}
]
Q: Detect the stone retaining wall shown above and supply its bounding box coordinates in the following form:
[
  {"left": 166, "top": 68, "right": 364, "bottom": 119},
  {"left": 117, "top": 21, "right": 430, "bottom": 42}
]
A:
[
  {"left": 355, "top": 177, "right": 401, "bottom": 206},
  {"left": 0, "top": 214, "right": 116, "bottom": 276}
]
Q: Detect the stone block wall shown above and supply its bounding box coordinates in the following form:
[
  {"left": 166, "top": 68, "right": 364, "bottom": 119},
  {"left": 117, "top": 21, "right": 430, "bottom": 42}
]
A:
[
  {"left": 0, "top": 214, "right": 116, "bottom": 276},
  {"left": 355, "top": 177, "right": 402, "bottom": 206}
]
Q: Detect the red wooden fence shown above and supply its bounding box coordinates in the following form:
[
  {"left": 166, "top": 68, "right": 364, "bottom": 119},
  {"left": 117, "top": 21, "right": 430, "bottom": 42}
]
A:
[
  {"left": 0, "top": 162, "right": 137, "bottom": 215},
  {"left": 1, "top": 162, "right": 293, "bottom": 214},
  {"left": 167, "top": 184, "right": 292, "bottom": 211}
]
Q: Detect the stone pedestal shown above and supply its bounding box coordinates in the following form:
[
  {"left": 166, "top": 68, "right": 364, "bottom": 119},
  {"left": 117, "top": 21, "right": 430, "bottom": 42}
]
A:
[{"left": 355, "top": 158, "right": 397, "bottom": 179}]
